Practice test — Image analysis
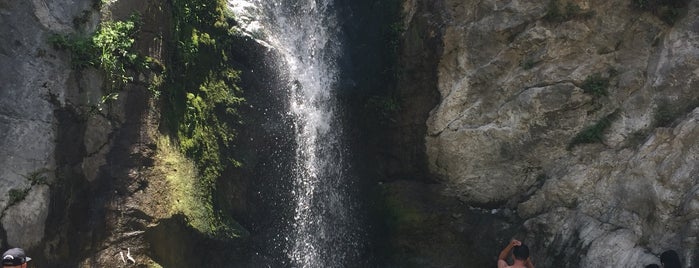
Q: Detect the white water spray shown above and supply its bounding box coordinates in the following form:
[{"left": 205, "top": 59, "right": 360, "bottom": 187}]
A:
[{"left": 229, "top": 1, "right": 362, "bottom": 267}]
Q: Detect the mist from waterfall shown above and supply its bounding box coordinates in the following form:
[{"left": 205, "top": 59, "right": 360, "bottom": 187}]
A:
[{"left": 229, "top": 0, "right": 365, "bottom": 267}]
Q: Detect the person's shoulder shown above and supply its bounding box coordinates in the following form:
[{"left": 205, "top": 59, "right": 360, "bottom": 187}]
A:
[{"left": 497, "top": 259, "right": 510, "bottom": 268}]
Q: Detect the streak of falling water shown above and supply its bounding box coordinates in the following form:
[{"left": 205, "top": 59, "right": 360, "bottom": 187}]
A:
[{"left": 229, "top": 0, "right": 364, "bottom": 267}]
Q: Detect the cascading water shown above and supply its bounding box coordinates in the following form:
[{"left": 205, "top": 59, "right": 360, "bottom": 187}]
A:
[{"left": 230, "top": 1, "right": 365, "bottom": 267}]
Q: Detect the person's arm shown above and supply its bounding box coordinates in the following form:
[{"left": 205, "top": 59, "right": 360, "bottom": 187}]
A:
[{"left": 498, "top": 239, "right": 521, "bottom": 267}]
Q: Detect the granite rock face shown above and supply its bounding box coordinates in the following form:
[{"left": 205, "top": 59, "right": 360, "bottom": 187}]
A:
[
  {"left": 0, "top": 0, "right": 96, "bottom": 248},
  {"left": 1, "top": 0, "right": 159, "bottom": 265},
  {"left": 416, "top": 0, "right": 699, "bottom": 266}
]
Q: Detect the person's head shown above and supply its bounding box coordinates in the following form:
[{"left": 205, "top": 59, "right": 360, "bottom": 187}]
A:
[
  {"left": 646, "top": 264, "right": 660, "bottom": 268},
  {"left": 660, "top": 250, "right": 681, "bottom": 268},
  {"left": 512, "top": 244, "right": 530, "bottom": 261},
  {"left": 2, "top": 248, "right": 31, "bottom": 268}
]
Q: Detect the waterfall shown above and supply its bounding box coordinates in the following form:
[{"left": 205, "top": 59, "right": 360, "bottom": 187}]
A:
[{"left": 230, "top": 1, "right": 364, "bottom": 267}]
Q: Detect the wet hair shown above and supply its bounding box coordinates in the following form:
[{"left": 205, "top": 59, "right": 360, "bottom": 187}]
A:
[
  {"left": 645, "top": 264, "right": 660, "bottom": 268},
  {"left": 660, "top": 250, "right": 681, "bottom": 268},
  {"left": 512, "top": 244, "right": 530, "bottom": 260}
]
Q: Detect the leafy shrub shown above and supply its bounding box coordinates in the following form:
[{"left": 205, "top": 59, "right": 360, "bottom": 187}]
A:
[
  {"left": 625, "top": 129, "right": 651, "bottom": 148},
  {"left": 521, "top": 58, "right": 537, "bottom": 70},
  {"left": 581, "top": 73, "right": 610, "bottom": 97},
  {"left": 631, "top": 0, "right": 689, "bottom": 25},
  {"left": 8, "top": 189, "right": 28, "bottom": 206},
  {"left": 653, "top": 99, "right": 699, "bottom": 128},
  {"left": 544, "top": 0, "right": 595, "bottom": 22},
  {"left": 634, "top": 0, "right": 652, "bottom": 8},
  {"left": 49, "top": 14, "right": 144, "bottom": 94},
  {"left": 654, "top": 101, "right": 676, "bottom": 127},
  {"left": 24, "top": 169, "right": 49, "bottom": 185},
  {"left": 73, "top": 10, "right": 92, "bottom": 28},
  {"left": 568, "top": 110, "right": 619, "bottom": 149},
  {"left": 628, "top": 98, "right": 699, "bottom": 147},
  {"left": 365, "top": 96, "right": 401, "bottom": 124},
  {"left": 48, "top": 34, "right": 98, "bottom": 68},
  {"left": 659, "top": 6, "right": 683, "bottom": 25}
]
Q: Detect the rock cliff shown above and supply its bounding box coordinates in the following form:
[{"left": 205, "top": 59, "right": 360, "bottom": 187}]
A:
[
  {"left": 3, "top": 0, "right": 699, "bottom": 267},
  {"left": 0, "top": 0, "right": 272, "bottom": 266},
  {"left": 392, "top": 0, "right": 699, "bottom": 266},
  {"left": 0, "top": 0, "right": 177, "bottom": 265},
  {"left": 0, "top": 0, "right": 85, "bottom": 250}
]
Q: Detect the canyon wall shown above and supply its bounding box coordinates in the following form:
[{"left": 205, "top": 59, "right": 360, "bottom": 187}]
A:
[
  {"left": 0, "top": 0, "right": 94, "bottom": 259},
  {"left": 393, "top": 0, "right": 699, "bottom": 266},
  {"left": 0, "top": 0, "right": 268, "bottom": 266},
  {"left": 4, "top": 0, "right": 699, "bottom": 267}
]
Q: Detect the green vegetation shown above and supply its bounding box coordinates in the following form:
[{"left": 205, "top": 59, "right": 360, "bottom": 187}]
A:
[
  {"left": 381, "top": 187, "right": 426, "bottom": 230},
  {"left": 580, "top": 73, "right": 610, "bottom": 98},
  {"left": 625, "top": 98, "right": 699, "bottom": 148},
  {"left": 48, "top": 14, "right": 160, "bottom": 106},
  {"left": 91, "top": 0, "right": 104, "bottom": 9},
  {"left": 155, "top": 136, "right": 243, "bottom": 239},
  {"left": 625, "top": 129, "right": 652, "bottom": 148},
  {"left": 386, "top": 22, "right": 405, "bottom": 67},
  {"left": 162, "top": 0, "right": 244, "bottom": 238},
  {"left": 358, "top": 0, "right": 404, "bottom": 126},
  {"left": 521, "top": 57, "right": 537, "bottom": 70},
  {"left": 5, "top": 169, "right": 51, "bottom": 208},
  {"left": 48, "top": 34, "right": 98, "bottom": 69},
  {"left": 166, "top": 0, "right": 242, "bottom": 182},
  {"left": 543, "top": 0, "right": 595, "bottom": 23},
  {"left": 631, "top": 0, "right": 689, "bottom": 25},
  {"left": 22, "top": 168, "right": 50, "bottom": 185},
  {"left": 147, "top": 262, "right": 164, "bottom": 268},
  {"left": 380, "top": 0, "right": 404, "bottom": 70},
  {"left": 8, "top": 188, "right": 29, "bottom": 206},
  {"left": 365, "top": 96, "right": 401, "bottom": 124},
  {"left": 72, "top": 10, "right": 92, "bottom": 28},
  {"left": 568, "top": 110, "right": 619, "bottom": 149},
  {"left": 654, "top": 100, "right": 677, "bottom": 127},
  {"left": 653, "top": 99, "right": 699, "bottom": 128},
  {"left": 92, "top": 17, "right": 141, "bottom": 90},
  {"left": 634, "top": 0, "right": 651, "bottom": 8},
  {"left": 50, "top": 0, "right": 243, "bottom": 238}
]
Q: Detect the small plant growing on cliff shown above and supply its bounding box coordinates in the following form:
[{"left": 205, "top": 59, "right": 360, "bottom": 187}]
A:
[
  {"left": 543, "top": 0, "right": 564, "bottom": 22},
  {"left": 92, "top": 15, "right": 141, "bottom": 89},
  {"left": 631, "top": 0, "right": 689, "bottom": 25},
  {"left": 521, "top": 57, "right": 537, "bottom": 70},
  {"left": 366, "top": 96, "right": 401, "bottom": 124},
  {"left": 544, "top": 0, "right": 595, "bottom": 23},
  {"left": 22, "top": 168, "right": 49, "bottom": 185},
  {"left": 625, "top": 129, "right": 652, "bottom": 148},
  {"left": 653, "top": 98, "right": 699, "bottom": 128},
  {"left": 568, "top": 110, "right": 619, "bottom": 149},
  {"left": 48, "top": 14, "right": 146, "bottom": 96},
  {"left": 91, "top": 0, "right": 104, "bottom": 9},
  {"left": 72, "top": 10, "right": 93, "bottom": 28},
  {"left": 48, "top": 34, "right": 97, "bottom": 68},
  {"left": 580, "top": 73, "right": 610, "bottom": 97},
  {"left": 8, "top": 188, "right": 29, "bottom": 206},
  {"left": 634, "top": 0, "right": 652, "bottom": 8},
  {"left": 654, "top": 101, "right": 676, "bottom": 127}
]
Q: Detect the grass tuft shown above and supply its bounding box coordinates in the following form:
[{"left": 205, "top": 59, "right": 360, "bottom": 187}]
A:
[
  {"left": 568, "top": 110, "right": 619, "bottom": 149},
  {"left": 580, "top": 73, "right": 610, "bottom": 98}
]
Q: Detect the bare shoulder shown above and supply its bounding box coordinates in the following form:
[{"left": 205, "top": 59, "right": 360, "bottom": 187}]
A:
[{"left": 497, "top": 259, "right": 510, "bottom": 268}]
